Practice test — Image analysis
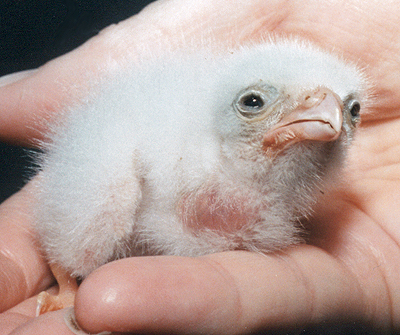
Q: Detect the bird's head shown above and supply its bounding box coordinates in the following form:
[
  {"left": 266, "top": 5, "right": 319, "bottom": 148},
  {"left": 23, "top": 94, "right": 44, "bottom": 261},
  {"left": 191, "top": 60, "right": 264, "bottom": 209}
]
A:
[
  {"left": 214, "top": 40, "right": 366, "bottom": 183},
  {"left": 233, "top": 83, "right": 360, "bottom": 155}
]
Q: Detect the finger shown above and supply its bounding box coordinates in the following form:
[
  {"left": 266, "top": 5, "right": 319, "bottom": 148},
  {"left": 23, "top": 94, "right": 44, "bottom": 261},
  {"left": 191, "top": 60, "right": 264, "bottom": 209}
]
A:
[
  {"left": 0, "top": 179, "right": 52, "bottom": 313},
  {"left": 74, "top": 249, "right": 375, "bottom": 334},
  {"left": 6, "top": 309, "right": 75, "bottom": 335},
  {"left": 0, "top": 294, "right": 38, "bottom": 335}
]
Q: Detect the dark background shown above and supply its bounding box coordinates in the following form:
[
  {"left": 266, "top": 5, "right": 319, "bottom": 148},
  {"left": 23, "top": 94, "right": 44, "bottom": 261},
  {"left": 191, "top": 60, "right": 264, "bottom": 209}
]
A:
[{"left": 0, "top": 1, "right": 379, "bottom": 334}]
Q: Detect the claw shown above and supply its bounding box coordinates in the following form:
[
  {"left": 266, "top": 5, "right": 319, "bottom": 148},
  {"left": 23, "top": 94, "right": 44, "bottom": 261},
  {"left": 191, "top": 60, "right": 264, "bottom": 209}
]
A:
[
  {"left": 36, "top": 290, "right": 75, "bottom": 316},
  {"left": 36, "top": 263, "right": 79, "bottom": 316}
]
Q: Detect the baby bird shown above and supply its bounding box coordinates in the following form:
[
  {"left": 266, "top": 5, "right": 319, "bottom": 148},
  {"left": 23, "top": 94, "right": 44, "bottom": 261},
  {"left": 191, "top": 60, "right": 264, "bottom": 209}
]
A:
[{"left": 34, "top": 39, "right": 365, "bottom": 314}]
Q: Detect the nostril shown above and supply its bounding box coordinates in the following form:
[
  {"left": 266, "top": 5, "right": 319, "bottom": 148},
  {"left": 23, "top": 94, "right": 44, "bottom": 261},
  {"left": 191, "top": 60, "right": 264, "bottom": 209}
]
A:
[{"left": 301, "top": 88, "right": 328, "bottom": 108}]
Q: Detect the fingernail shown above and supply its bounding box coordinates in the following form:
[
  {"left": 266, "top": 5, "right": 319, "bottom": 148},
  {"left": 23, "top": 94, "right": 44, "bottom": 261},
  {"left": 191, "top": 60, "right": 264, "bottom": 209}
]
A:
[{"left": 64, "top": 307, "right": 112, "bottom": 335}]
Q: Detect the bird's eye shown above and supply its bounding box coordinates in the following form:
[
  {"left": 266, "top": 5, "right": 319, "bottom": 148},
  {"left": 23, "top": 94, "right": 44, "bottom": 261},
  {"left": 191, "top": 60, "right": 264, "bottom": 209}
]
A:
[
  {"left": 234, "top": 85, "right": 279, "bottom": 121},
  {"left": 347, "top": 99, "right": 361, "bottom": 125},
  {"left": 349, "top": 100, "right": 360, "bottom": 118},
  {"left": 241, "top": 94, "right": 265, "bottom": 109}
]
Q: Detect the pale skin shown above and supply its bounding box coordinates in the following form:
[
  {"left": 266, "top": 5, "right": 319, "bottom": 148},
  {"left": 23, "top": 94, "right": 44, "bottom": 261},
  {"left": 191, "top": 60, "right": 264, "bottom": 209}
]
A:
[{"left": 1, "top": 0, "right": 400, "bottom": 333}]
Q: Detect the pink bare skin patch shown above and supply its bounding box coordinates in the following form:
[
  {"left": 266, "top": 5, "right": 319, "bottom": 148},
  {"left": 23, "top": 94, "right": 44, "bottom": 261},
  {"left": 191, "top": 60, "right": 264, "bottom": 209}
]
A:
[{"left": 179, "top": 186, "right": 261, "bottom": 235}]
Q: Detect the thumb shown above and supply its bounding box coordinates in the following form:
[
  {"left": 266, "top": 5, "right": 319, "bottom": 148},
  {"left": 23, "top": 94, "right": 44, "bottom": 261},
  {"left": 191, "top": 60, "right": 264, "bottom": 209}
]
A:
[
  {"left": 0, "top": 180, "right": 52, "bottom": 312},
  {"left": 74, "top": 250, "right": 372, "bottom": 334}
]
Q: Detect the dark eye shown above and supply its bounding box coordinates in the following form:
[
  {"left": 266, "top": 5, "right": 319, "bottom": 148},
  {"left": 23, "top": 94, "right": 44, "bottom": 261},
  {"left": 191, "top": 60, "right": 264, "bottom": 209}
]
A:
[
  {"left": 349, "top": 100, "right": 360, "bottom": 118},
  {"left": 234, "top": 85, "right": 279, "bottom": 121},
  {"left": 348, "top": 99, "right": 361, "bottom": 125},
  {"left": 241, "top": 94, "right": 265, "bottom": 109}
]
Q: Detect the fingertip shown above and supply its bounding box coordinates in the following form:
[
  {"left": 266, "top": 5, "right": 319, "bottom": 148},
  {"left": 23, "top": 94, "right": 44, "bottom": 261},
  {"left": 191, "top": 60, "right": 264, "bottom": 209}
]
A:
[
  {"left": 0, "top": 69, "right": 38, "bottom": 88},
  {"left": 63, "top": 307, "right": 112, "bottom": 335},
  {"left": 74, "top": 260, "right": 138, "bottom": 334},
  {"left": 0, "top": 181, "right": 53, "bottom": 312}
]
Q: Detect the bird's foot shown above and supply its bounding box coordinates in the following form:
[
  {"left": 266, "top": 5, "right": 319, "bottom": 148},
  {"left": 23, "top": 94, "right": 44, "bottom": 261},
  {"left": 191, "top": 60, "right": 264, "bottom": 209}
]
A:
[
  {"left": 36, "top": 263, "right": 79, "bottom": 316},
  {"left": 36, "top": 290, "right": 76, "bottom": 316}
]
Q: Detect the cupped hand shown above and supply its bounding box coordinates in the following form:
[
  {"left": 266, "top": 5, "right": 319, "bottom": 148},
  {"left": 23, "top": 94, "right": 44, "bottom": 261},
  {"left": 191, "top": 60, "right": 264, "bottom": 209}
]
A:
[{"left": 1, "top": 0, "right": 400, "bottom": 334}]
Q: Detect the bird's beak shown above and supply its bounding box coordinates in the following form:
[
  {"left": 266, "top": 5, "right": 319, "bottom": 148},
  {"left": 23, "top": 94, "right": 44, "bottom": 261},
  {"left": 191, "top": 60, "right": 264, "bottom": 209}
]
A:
[{"left": 262, "top": 88, "right": 343, "bottom": 153}]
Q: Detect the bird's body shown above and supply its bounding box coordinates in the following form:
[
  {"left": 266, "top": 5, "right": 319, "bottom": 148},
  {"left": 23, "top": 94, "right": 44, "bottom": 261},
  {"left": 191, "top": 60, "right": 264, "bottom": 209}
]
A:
[{"left": 34, "top": 39, "right": 365, "bottom": 281}]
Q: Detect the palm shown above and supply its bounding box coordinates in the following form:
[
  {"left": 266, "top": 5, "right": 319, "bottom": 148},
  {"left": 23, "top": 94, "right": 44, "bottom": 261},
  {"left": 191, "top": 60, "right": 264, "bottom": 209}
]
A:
[
  {"left": 1, "top": 0, "right": 400, "bottom": 334},
  {"left": 308, "top": 116, "right": 400, "bottom": 330}
]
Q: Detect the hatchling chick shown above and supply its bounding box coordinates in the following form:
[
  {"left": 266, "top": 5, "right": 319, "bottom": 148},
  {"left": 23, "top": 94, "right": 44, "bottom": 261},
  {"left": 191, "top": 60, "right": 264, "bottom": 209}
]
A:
[{"left": 34, "top": 38, "right": 366, "bottom": 315}]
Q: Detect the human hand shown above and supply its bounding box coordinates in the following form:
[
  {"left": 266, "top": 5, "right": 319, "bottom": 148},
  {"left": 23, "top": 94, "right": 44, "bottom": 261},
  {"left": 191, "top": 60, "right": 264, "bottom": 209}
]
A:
[{"left": 1, "top": 0, "right": 400, "bottom": 334}]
